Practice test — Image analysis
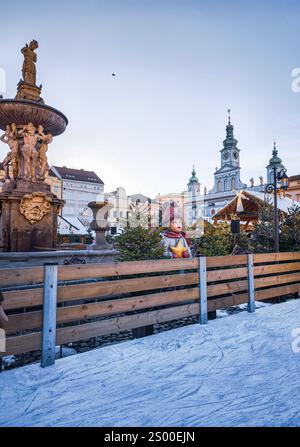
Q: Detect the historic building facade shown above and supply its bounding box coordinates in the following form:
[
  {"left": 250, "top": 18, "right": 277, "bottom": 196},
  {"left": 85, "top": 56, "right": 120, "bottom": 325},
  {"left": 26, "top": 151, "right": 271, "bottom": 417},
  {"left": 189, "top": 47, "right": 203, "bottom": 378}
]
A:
[
  {"left": 286, "top": 175, "right": 300, "bottom": 202},
  {"left": 50, "top": 165, "right": 104, "bottom": 229},
  {"left": 203, "top": 114, "right": 249, "bottom": 220},
  {"left": 182, "top": 114, "right": 288, "bottom": 224}
]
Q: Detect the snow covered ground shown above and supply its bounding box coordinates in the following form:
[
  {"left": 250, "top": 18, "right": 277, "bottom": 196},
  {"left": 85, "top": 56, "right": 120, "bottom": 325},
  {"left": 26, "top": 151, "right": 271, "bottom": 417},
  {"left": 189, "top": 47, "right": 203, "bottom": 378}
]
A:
[{"left": 0, "top": 299, "right": 300, "bottom": 427}]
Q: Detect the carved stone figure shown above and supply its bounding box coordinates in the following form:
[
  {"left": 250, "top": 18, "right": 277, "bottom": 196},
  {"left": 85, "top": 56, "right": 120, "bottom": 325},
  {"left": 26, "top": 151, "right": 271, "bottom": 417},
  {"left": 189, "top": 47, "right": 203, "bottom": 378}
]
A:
[
  {"left": 19, "top": 192, "right": 52, "bottom": 224},
  {"left": 0, "top": 124, "right": 20, "bottom": 181},
  {"left": 30, "top": 146, "right": 39, "bottom": 180},
  {"left": 0, "top": 121, "right": 55, "bottom": 182},
  {"left": 19, "top": 123, "right": 39, "bottom": 180},
  {"left": 259, "top": 175, "right": 264, "bottom": 186},
  {"left": 21, "top": 40, "right": 38, "bottom": 85},
  {"left": 37, "top": 126, "right": 52, "bottom": 180},
  {"left": 1, "top": 151, "right": 12, "bottom": 182},
  {"left": 250, "top": 177, "right": 254, "bottom": 187}
]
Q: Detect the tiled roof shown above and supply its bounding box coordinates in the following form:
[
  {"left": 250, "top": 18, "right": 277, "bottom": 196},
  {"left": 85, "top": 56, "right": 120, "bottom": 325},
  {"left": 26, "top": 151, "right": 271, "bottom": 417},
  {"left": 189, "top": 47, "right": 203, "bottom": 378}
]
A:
[
  {"left": 51, "top": 166, "right": 104, "bottom": 184},
  {"left": 288, "top": 175, "right": 300, "bottom": 182}
]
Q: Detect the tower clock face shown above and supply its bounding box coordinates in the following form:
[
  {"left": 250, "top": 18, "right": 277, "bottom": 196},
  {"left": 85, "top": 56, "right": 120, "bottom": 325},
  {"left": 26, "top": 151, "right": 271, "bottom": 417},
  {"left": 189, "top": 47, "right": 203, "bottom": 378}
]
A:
[
  {"left": 233, "top": 151, "right": 238, "bottom": 160},
  {"left": 223, "top": 151, "right": 229, "bottom": 160}
]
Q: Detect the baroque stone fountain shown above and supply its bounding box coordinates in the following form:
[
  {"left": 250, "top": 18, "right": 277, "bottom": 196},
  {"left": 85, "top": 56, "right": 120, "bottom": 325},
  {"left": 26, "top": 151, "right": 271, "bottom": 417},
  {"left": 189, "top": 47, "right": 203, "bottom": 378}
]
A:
[{"left": 0, "top": 40, "right": 68, "bottom": 251}]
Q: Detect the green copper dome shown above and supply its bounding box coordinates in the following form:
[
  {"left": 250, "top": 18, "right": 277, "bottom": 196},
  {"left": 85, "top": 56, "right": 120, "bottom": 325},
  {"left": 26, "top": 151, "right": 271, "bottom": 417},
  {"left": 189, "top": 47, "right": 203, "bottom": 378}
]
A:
[
  {"left": 269, "top": 142, "right": 282, "bottom": 165},
  {"left": 189, "top": 165, "right": 199, "bottom": 183}
]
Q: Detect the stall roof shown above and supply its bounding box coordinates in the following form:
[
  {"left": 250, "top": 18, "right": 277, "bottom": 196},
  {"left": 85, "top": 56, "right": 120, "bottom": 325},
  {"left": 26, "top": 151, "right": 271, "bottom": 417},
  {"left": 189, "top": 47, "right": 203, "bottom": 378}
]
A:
[{"left": 214, "top": 190, "right": 298, "bottom": 222}]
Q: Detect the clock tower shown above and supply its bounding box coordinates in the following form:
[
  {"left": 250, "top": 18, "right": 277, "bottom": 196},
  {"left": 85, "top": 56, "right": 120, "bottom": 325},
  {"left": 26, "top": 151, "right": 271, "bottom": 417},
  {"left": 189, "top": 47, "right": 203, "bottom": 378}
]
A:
[{"left": 210, "top": 110, "right": 247, "bottom": 193}]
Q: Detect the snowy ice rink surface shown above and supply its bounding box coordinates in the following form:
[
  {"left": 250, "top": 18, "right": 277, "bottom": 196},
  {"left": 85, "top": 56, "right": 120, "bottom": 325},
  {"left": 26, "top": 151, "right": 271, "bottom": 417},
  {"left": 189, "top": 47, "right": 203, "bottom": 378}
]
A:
[{"left": 0, "top": 299, "right": 300, "bottom": 427}]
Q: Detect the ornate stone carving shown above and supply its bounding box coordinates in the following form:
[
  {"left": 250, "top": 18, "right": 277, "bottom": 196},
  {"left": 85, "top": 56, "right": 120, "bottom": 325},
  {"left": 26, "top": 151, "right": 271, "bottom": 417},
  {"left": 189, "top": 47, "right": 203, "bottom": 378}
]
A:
[
  {"left": 0, "top": 101, "right": 68, "bottom": 136},
  {"left": 21, "top": 40, "right": 38, "bottom": 85},
  {"left": 15, "top": 40, "right": 44, "bottom": 103},
  {"left": 1, "top": 122, "right": 52, "bottom": 183},
  {"left": 19, "top": 191, "right": 52, "bottom": 224},
  {"left": 19, "top": 123, "right": 39, "bottom": 180},
  {"left": 0, "top": 124, "right": 20, "bottom": 181},
  {"left": 37, "top": 125, "right": 52, "bottom": 180}
]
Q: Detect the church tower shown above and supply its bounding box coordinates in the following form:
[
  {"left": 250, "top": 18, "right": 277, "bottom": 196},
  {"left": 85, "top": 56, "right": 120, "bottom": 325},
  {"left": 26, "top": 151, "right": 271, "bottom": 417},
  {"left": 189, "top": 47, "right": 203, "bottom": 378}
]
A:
[
  {"left": 187, "top": 165, "right": 201, "bottom": 224},
  {"left": 187, "top": 164, "right": 200, "bottom": 195},
  {"left": 210, "top": 110, "right": 247, "bottom": 193},
  {"left": 266, "top": 141, "right": 285, "bottom": 184}
]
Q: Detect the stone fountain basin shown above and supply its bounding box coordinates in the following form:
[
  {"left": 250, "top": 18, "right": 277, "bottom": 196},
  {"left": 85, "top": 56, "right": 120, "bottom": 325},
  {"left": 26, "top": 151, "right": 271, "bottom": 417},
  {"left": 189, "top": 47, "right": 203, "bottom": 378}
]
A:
[{"left": 0, "top": 99, "right": 68, "bottom": 136}]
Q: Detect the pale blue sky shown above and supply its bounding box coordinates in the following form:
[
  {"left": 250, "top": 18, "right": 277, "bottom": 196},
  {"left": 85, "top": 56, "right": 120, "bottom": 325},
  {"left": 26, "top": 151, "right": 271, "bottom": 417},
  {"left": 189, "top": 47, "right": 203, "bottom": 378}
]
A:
[{"left": 1, "top": 0, "right": 300, "bottom": 196}]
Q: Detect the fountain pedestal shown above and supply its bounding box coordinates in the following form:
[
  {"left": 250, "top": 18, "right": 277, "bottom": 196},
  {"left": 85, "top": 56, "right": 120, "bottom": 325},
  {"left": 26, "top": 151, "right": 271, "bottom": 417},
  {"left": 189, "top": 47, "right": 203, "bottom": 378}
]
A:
[
  {"left": 0, "top": 180, "right": 63, "bottom": 252},
  {"left": 88, "top": 201, "right": 113, "bottom": 250}
]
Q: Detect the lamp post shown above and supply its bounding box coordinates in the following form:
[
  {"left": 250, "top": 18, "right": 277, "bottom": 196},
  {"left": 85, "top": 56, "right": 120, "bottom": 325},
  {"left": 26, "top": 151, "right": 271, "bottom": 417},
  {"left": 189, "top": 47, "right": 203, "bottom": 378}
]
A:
[{"left": 265, "top": 166, "right": 289, "bottom": 252}]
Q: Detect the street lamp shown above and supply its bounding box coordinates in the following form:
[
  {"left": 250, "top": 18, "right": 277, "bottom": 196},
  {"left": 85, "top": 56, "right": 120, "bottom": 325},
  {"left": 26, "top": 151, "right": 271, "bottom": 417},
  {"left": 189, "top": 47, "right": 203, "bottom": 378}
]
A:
[{"left": 265, "top": 166, "right": 289, "bottom": 252}]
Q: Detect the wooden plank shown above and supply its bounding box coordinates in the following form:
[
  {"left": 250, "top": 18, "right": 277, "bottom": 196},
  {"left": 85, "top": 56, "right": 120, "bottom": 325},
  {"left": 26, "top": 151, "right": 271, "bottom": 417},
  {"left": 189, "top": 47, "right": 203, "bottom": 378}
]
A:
[
  {"left": 5, "top": 310, "right": 43, "bottom": 333},
  {"left": 206, "top": 255, "right": 247, "bottom": 268},
  {"left": 58, "top": 258, "right": 198, "bottom": 281},
  {"left": 0, "top": 266, "right": 44, "bottom": 288},
  {"left": 207, "top": 267, "right": 247, "bottom": 282},
  {"left": 255, "top": 283, "right": 300, "bottom": 301},
  {"left": 3, "top": 272, "right": 198, "bottom": 310},
  {"left": 41, "top": 265, "right": 58, "bottom": 367},
  {"left": 254, "top": 262, "right": 300, "bottom": 276},
  {"left": 207, "top": 281, "right": 300, "bottom": 311},
  {"left": 2, "top": 332, "right": 42, "bottom": 357},
  {"left": 208, "top": 292, "right": 249, "bottom": 311},
  {"left": 198, "top": 257, "right": 207, "bottom": 324},
  {"left": 247, "top": 254, "right": 255, "bottom": 313},
  {"left": 2, "top": 288, "right": 43, "bottom": 310},
  {"left": 6, "top": 287, "right": 199, "bottom": 333},
  {"left": 207, "top": 279, "right": 248, "bottom": 297},
  {"left": 255, "top": 272, "right": 300, "bottom": 289},
  {"left": 57, "top": 272, "right": 198, "bottom": 302},
  {"left": 253, "top": 252, "right": 300, "bottom": 264},
  {"left": 55, "top": 303, "right": 199, "bottom": 346}
]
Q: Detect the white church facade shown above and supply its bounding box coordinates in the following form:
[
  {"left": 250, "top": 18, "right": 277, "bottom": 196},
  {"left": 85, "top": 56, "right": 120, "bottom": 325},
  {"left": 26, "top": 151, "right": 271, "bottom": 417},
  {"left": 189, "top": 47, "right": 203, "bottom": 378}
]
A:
[{"left": 184, "top": 112, "right": 285, "bottom": 225}]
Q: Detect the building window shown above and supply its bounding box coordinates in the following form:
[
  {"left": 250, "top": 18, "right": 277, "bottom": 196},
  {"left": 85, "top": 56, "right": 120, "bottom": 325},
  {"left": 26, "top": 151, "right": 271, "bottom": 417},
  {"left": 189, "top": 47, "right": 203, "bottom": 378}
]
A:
[
  {"left": 217, "top": 179, "right": 222, "bottom": 192},
  {"left": 224, "top": 178, "right": 228, "bottom": 191},
  {"left": 231, "top": 177, "right": 236, "bottom": 190}
]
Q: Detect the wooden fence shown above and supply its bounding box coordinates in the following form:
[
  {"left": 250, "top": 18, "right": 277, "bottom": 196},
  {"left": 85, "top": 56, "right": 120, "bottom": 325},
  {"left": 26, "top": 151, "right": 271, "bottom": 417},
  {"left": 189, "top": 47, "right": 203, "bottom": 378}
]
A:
[{"left": 1, "top": 252, "right": 300, "bottom": 367}]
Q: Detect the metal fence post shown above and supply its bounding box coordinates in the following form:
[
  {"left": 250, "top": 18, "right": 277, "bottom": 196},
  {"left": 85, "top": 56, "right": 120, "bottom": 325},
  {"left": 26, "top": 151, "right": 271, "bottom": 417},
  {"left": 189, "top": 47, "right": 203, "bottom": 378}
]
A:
[
  {"left": 41, "top": 263, "right": 58, "bottom": 367},
  {"left": 198, "top": 257, "right": 208, "bottom": 324},
  {"left": 247, "top": 254, "right": 255, "bottom": 313}
]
